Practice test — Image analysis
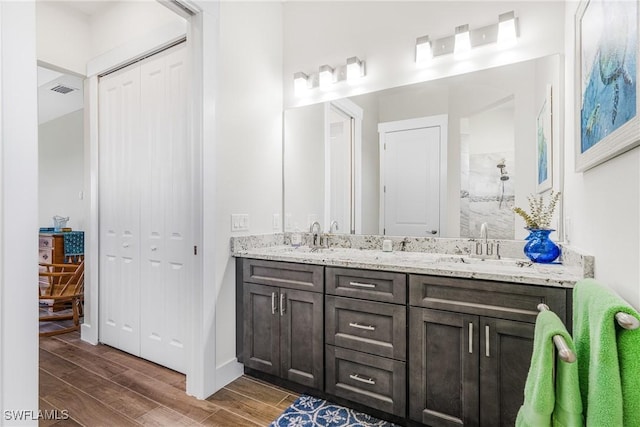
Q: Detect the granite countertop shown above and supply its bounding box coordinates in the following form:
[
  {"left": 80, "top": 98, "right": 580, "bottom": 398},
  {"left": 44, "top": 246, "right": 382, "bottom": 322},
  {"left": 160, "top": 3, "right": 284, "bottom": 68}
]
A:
[{"left": 231, "top": 234, "right": 594, "bottom": 288}]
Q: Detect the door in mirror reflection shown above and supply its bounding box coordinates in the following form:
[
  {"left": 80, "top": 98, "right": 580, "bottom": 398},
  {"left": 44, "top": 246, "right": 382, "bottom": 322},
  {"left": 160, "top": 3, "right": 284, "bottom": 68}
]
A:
[
  {"left": 328, "top": 106, "right": 352, "bottom": 234},
  {"left": 379, "top": 115, "right": 448, "bottom": 237}
]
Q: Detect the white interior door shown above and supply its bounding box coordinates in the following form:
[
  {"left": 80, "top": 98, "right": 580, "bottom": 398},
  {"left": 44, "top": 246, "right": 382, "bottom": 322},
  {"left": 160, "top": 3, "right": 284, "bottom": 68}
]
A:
[
  {"left": 328, "top": 107, "right": 352, "bottom": 233},
  {"left": 99, "top": 65, "right": 142, "bottom": 356},
  {"left": 99, "top": 44, "right": 190, "bottom": 373},
  {"left": 379, "top": 116, "right": 448, "bottom": 237},
  {"left": 139, "top": 47, "right": 189, "bottom": 373}
]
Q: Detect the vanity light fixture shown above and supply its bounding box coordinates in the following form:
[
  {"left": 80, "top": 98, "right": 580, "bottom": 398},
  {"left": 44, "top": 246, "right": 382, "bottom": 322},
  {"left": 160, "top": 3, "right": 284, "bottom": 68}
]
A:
[
  {"left": 415, "top": 35, "right": 433, "bottom": 64},
  {"left": 294, "top": 71, "right": 310, "bottom": 94},
  {"left": 319, "top": 64, "right": 335, "bottom": 89},
  {"left": 414, "top": 11, "right": 519, "bottom": 64},
  {"left": 294, "top": 56, "right": 366, "bottom": 96},
  {"left": 497, "top": 11, "right": 518, "bottom": 47},
  {"left": 346, "top": 56, "right": 365, "bottom": 81},
  {"left": 454, "top": 24, "right": 471, "bottom": 56}
]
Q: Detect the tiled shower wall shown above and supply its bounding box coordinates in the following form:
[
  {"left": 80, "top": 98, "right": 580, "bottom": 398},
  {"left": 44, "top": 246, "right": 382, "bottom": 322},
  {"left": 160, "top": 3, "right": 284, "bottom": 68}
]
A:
[{"left": 460, "top": 150, "right": 515, "bottom": 239}]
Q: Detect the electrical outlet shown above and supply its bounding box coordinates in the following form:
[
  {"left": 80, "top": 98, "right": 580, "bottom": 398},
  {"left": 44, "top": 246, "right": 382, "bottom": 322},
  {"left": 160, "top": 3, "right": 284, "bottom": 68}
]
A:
[{"left": 231, "top": 214, "right": 250, "bottom": 231}]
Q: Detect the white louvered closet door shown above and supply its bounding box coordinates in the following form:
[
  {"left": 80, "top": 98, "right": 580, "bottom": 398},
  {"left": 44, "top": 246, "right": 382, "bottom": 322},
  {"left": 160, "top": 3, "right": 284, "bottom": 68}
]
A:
[{"left": 99, "top": 44, "right": 190, "bottom": 373}]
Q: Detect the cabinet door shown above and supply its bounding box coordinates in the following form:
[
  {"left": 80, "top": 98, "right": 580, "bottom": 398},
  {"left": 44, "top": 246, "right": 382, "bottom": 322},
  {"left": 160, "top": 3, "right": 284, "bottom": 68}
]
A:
[
  {"left": 409, "top": 308, "right": 479, "bottom": 427},
  {"left": 243, "top": 283, "right": 280, "bottom": 376},
  {"left": 280, "top": 288, "right": 324, "bottom": 389},
  {"left": 479, "top": 318, "right": 534, "bottom": 427}
]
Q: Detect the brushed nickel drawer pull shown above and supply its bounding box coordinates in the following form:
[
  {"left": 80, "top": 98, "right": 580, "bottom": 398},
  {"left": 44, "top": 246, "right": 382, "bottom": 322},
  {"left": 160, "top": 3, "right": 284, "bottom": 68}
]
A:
[
  {"left": 468, "top": 323, "right": 473, "bottom": 354},
  {"left": 349, "top": 374, "right": 375, "bottom": 385},
  {"left": 349, "top": 281, "right": 376, "bottom": 288},
  {"left": 271, "top": 292, "right": 277, "bottom": 315},
  {"left": 485, "top": 325, "right": 490, "bottom": 357},
  {"left": 280, "top": 292, "right": 286, "bottom": 316},
  {"left": 349, "top": 322, "right": 376, "bottom": 331}
]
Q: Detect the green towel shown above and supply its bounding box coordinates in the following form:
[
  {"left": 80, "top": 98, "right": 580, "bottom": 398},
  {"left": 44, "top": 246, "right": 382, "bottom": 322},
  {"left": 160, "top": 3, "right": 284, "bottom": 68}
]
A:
[
  {"left": 573, "top": 278, "right": 640, "bottom": 426},
  {"left": 516, "top": 310, "right": 583, "bottom": 427}
]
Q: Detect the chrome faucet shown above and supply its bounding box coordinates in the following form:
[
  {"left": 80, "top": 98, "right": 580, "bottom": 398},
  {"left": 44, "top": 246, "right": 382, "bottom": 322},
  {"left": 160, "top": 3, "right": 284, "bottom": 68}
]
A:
[
  {"left": 309, "top": 221, "right": 322, "bottom": 249},
  {"left": 480, "top": 222, "right": 488, "bottom": 243},
  {"left": 471, "top": 222, "right": 500, "bottom": 259},
  {"left": 329, "top": 220, "right": 339, "bottom": 234}
]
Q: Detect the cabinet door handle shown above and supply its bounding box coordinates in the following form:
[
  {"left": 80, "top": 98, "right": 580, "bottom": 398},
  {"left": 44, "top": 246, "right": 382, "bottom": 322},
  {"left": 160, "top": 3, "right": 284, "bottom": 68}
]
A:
[
  {"left": 280, "top": 292, "right": 286, "bottom": 316},
  {"left": 468, "top": 323, "right": 473, "bottom": 354},
  {"left": 271, "top": 292, "right": 277, "bottom": 315},
  {"left": 349, "top": 374, "right": 375, "bottom": 385},
  {"left": 349, "top": 281, "right": 376, "bottom": 289},
  {"left": 485, "top": 325, "right": 490, "bottom": 357},
  {"left": 349, "top": 322, "right": 376, "bottom": 331}
]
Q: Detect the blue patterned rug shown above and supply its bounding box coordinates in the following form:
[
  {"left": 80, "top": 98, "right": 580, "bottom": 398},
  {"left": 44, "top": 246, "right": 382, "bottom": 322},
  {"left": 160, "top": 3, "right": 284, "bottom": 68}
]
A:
[{"left": 270, "top": 394, "right": 397, "bottom": 427}]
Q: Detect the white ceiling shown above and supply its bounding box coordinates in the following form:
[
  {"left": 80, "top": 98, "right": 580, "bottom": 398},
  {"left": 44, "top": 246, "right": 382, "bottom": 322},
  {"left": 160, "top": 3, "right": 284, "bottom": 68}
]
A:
[
  {"left": 42, "top": 0, "right": 118, "bottom": 17},
  {"left": 38, "top": 66, "right": 84, "bottom": 125}
]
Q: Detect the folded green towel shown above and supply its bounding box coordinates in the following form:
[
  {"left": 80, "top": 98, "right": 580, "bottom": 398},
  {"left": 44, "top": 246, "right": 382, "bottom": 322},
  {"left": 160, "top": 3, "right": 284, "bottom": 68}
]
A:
[
  {"left": 516, "top": 310, "right": 583, "bottom": 427},
  {"left": 573, "top": 278, "right": 640, "bottom": 426}
]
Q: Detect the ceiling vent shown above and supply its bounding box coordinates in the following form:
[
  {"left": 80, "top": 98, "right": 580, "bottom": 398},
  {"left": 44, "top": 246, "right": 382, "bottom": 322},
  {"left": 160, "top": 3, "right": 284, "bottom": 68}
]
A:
[{"left": 50, "top": 84, "right": 77, "bottom": 95}]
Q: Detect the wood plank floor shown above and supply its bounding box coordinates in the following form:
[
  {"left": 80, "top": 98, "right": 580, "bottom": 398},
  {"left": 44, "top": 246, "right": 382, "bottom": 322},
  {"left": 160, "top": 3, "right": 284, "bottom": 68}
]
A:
[{"left": 39, "top": 323, "right": 299, "bottom": 426}]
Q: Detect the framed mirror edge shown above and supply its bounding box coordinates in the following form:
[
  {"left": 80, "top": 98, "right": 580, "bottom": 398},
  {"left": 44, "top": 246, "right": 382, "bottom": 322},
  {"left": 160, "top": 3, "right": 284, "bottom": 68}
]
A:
[{"left": 283, "top": 52, "right": 566, "bottom": 243}]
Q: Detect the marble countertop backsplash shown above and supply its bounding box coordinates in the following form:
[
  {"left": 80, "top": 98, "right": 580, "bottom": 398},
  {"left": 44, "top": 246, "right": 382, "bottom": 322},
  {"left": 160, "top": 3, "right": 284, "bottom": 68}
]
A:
[{"left": 230, "top": 233, "right": 594, "bottom": 288}]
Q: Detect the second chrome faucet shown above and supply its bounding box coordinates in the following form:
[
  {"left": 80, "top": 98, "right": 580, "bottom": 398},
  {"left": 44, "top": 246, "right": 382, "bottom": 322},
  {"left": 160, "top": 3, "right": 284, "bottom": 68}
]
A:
[{"left": 472, "top": 222, "right": 500, "bottom": 259}]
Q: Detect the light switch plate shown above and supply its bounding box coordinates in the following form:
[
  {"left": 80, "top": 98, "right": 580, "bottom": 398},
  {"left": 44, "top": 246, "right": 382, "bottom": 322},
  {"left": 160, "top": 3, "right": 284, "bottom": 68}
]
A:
[{"left": 231, "top": 214, "right": 250, "bottom": 231}]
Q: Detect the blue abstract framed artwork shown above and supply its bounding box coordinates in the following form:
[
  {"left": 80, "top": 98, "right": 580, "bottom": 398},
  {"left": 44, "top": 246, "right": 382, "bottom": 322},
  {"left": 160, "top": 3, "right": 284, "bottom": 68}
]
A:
[
  {"left": 537, "top": 84, "right": 552, "bottom": 193},
  {"left": 575, "top": 0, "right": 639, "bottom": 172}
]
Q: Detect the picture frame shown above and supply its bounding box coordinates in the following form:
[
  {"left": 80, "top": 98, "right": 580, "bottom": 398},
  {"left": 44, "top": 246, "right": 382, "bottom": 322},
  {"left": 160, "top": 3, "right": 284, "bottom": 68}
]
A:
[
  {"left": 537, "top": 84, "right": 553, "bottom": 193},
  {"left": 575, "top": 0, "right": 639, "bottom": 172}
]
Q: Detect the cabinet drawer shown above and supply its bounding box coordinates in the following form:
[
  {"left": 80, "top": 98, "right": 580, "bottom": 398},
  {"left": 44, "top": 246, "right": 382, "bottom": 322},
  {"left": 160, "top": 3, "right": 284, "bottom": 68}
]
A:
[
  {"left": 243, "top": 259, "right": 324, "bottom": 293},
  {"left": 409, "top": 274, "right": 567, "bottom": 324},
  {"left": 326, "top": 267, "right": 406, "bottom": 304},
  {"left": 39, "top": 235, "right": 55, "bottom": 249},
  {"left": 326, "top": 296, "right": 406, "bottom": 360},
  {"left": 39, "top": 249, "right": 54, "bottom": 263},
  {"left": 326, "top": 345, "right": 406, "bottom": 417}
]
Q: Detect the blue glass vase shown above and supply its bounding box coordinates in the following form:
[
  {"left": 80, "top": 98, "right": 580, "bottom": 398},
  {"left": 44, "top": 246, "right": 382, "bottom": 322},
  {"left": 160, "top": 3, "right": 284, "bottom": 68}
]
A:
[{"left": 523, "top": 228, "right": 560, "bottom": 263}]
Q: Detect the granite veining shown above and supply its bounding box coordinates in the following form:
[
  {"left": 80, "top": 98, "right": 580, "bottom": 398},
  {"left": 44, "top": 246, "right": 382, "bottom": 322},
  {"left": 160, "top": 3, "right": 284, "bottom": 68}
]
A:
[{"left": 230, "top": 233, "right": 594, "bottom": 288}]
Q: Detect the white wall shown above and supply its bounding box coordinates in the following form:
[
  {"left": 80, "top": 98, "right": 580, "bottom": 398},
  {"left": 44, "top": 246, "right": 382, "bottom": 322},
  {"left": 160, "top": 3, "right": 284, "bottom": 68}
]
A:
[
  {"left": 563, "top": 1, "right": 640, "bottom": 309},
  {"left": 36, "top": 1, "right": 91, "bottom": 75},
  {"left": 39, "top": 110, "right": 85, "bottom": 230},
  {"left": 283, "top": 1, "right": 565, "bottom": 108},
  {"left": 215, "top": 0, "right": 283, "bottom": 380},
  {"left": 0, "top": 2, "right": 39, "bottom": 424},
  {"left": 284, "top": 103, "right": 325, "bottom": 231},
  {"left": 88, "top": 1, "right": 186, "bottom": 59}
]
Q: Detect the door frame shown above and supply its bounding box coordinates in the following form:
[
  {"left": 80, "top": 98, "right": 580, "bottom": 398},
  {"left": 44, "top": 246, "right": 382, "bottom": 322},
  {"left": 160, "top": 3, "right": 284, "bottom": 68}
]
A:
[
  {"left": 323, "top": 98, "right": 363, "bottom": 233},
  {"left": 378, "top": 115, "right": 448, "bottom": 236},
  {"left": 84, "top": 0, "right": 218, "bottom": 399}
]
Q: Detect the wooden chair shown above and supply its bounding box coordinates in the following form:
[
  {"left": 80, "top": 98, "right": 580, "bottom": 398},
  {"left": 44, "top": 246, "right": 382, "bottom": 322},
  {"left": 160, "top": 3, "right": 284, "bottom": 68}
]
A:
[{"left": 39, "top": 260, "right": 84, "bottom": 337}]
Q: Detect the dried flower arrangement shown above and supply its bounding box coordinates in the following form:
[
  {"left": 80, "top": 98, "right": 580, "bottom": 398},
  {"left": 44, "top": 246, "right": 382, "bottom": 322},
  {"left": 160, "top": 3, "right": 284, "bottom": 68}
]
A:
[{"left": 512, "top": 190, "right": 561, "bottom": 230}]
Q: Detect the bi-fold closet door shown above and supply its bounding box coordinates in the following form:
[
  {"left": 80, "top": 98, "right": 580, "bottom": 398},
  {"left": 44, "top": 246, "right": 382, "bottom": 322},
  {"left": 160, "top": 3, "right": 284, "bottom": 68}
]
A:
[{"left": 99, "top": 44, "right": 190, "bottom": 373}]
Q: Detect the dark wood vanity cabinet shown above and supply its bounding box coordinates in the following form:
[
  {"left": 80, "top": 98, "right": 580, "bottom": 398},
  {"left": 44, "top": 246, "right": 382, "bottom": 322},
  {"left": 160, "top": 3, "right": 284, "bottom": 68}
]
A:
[
  {"left": 408, "top": 274, "right": 568, "bottom": 427},
  {"left": 237, "top": 258, "right": 572, "bottom": 426},
  {"left": 241, "top": 259, "right": 324, "bottom": 389}
]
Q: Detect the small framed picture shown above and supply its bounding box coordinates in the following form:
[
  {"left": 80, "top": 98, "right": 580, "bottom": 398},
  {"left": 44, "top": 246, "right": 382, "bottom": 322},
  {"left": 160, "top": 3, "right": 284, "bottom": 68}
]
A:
[
  {"left": 536, "top": 84, "right": 552, "bottom": 193},
  {"left": 575, "top": 0, "right": 639, "bottom": 171}
]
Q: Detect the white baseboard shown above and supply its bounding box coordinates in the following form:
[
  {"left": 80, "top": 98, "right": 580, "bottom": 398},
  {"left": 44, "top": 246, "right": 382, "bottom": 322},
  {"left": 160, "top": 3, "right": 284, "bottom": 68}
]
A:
[
  {"left": 80, "top": 323, "right": 98, "bottom": 345},
  {"left": 215, "top": 358, "right": 244, "bottom": 390}
]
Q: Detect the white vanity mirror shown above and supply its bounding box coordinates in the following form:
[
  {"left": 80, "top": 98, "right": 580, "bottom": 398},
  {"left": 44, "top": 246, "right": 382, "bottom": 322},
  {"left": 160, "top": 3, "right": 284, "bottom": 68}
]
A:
[{"left": 284, "top": 54, "right": 563, "bottom": 240}]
